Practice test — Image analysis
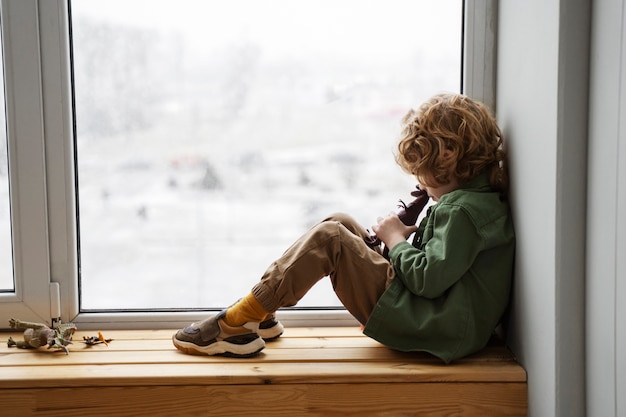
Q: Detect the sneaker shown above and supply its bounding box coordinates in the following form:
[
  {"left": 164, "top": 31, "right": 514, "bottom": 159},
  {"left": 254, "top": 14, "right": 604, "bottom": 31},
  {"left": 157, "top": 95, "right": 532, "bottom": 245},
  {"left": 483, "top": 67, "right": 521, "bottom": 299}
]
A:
[
  {"left": 257, "top": 314, "right": 284, "bottom": 341},
  {"left": 223, "top": 298, "right": 285, "bottom": 341},
  {"left": 172, "top": 311, "right": 265, "bottom": 357}
]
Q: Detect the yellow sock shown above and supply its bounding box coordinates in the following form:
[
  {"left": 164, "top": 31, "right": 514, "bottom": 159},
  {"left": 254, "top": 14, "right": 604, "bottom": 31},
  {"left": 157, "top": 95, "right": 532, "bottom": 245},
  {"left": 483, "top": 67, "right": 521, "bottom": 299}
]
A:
[{"left": 224, "top": 293, "right": 269, "bottom": 327}]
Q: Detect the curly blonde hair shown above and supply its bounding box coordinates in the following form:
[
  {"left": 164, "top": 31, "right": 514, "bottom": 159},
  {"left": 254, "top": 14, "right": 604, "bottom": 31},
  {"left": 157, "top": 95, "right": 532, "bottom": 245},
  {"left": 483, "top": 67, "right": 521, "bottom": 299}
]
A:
[{"left": 396, "top": 93, "right": 508, "bottom": 194}]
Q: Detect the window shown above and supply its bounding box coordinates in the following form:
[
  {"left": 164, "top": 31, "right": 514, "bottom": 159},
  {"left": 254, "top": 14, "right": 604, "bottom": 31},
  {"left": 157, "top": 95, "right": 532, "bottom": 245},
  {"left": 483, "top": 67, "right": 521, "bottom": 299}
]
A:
[
  {"left": 1, "top": 0, "right": 494, "bottom": 328},
  {"left": 0, "top": 24, "right": 13, "bottom": 293},
  {"left": 70, "top": 0, "right": 462, "bottom": 312},
  {"left": 0, "top": 0, "right": 55, "bottom": 323}
]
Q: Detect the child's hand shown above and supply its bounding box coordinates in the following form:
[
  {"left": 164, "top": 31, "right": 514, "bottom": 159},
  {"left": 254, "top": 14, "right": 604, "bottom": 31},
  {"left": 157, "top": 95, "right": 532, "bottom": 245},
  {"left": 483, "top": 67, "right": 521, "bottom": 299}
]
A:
[{"left": 371, "top": 213, "right": 418, "bottom": 251}]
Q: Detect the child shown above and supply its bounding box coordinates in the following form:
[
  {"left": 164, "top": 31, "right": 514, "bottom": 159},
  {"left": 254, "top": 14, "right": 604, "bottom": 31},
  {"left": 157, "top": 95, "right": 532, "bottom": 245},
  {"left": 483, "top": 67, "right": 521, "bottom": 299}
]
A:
[{"left": 173, "top": 93, "right": 515, "bottom": 363}]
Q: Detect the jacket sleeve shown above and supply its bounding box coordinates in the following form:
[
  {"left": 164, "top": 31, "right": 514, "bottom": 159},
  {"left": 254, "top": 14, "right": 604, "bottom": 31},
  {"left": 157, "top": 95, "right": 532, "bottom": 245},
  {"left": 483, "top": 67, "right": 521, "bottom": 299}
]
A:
[{"left": 388, "top": 204, "right": 483, "bottom": 299}]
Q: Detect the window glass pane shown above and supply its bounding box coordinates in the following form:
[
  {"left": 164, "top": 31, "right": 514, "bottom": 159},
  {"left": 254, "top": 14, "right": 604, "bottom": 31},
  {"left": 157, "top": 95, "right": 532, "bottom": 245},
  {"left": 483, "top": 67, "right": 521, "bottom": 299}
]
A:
[
  {"left": 71, "top": 0, "right": 462, "bottom": 310},
  {"left": 0, "top": 21, "right": 14, "bottom": 293}
]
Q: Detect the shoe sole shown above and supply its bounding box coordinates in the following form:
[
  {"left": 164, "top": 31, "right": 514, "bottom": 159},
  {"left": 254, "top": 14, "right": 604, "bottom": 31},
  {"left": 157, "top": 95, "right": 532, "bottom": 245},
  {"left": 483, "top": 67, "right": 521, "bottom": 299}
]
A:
[
  {"left": 258, "top": 321, "right": 284, "bottom": 341},
  {"left": 172, "top": 335, "right": 265, "bottom": 358}
]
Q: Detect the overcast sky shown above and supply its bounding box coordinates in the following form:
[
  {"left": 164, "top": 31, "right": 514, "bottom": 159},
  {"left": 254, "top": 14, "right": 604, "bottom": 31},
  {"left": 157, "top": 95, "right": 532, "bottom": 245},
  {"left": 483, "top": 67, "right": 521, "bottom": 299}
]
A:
[{"left": 71, "top": 0, "right": 461, "bottom": 61}]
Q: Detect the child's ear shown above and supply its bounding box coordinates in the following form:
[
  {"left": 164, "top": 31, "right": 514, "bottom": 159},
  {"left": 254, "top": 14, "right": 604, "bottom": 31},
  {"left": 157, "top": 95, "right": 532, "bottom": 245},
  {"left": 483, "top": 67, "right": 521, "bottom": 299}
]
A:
[
  {"left": 442, "top": 149, "right": 455, "bottom": 160},
  {"left": 441, "top": 149, "right": 458, "bottom": 175},
  {"left": 442, "top": 149, "right": 456, "bottom": 166}
]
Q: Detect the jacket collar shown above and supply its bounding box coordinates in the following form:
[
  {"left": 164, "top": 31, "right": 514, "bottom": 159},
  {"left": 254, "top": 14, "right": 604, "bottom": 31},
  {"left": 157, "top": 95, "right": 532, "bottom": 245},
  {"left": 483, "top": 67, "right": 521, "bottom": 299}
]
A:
[{"left": 459, "top": 172, "right": 491, "bottom": 192}]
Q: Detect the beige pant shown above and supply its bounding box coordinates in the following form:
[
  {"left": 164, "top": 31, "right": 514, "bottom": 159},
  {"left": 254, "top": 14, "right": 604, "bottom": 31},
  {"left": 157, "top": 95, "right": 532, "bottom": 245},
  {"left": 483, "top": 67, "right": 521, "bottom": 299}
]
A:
[{"left": 251, "top": 213, "right": 395, "bottom": 325}]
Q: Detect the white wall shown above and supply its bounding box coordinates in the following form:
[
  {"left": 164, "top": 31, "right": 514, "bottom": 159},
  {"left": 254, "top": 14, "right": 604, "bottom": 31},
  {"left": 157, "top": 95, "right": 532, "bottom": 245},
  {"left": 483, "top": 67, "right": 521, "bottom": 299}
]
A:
[
  {"left": 498, "top": 1, "right": 558, "bottom": 414},
  {"left": 497, "top": 1, "right": 590, "bottom": 416},
  {"left": 586, "top": 0, "right": 626, "bottom": 416}
]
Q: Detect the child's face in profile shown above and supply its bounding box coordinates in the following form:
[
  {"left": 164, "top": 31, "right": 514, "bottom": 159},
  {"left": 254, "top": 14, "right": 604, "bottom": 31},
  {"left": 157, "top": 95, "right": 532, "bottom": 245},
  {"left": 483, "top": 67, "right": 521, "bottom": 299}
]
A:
[{"left": 418, "top": 177, "right": 459, "bottom": 202}]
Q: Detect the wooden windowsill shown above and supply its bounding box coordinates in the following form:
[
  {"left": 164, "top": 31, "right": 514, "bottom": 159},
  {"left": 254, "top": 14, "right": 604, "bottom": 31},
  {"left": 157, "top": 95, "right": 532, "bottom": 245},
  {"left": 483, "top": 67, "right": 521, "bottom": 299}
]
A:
[{"left": 0, "top": 327, "right": 527, "bottom": 416}]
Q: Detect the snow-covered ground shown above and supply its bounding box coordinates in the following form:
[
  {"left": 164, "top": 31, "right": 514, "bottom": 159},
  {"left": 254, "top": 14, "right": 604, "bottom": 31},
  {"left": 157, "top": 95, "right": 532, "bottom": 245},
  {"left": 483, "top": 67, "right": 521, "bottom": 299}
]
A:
[{"left": 75, "top": 114, "right": 420, "bottom": 309}]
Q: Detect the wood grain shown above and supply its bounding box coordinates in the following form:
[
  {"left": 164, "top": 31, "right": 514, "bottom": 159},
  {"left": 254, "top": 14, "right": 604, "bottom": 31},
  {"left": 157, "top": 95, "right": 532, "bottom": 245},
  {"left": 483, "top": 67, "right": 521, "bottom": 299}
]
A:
[{"left": 0, "top": 327, "right": 527, "bottom": 416}]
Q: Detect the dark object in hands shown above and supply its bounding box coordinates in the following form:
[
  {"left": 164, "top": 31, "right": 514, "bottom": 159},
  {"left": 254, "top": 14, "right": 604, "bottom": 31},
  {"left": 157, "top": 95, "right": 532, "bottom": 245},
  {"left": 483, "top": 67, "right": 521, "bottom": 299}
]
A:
[
  {"left": 396, "top": 186, "right": 430, "bottom": 227},
  {"left": 365, "top": 186, "right": 430, "bottom": 256}
]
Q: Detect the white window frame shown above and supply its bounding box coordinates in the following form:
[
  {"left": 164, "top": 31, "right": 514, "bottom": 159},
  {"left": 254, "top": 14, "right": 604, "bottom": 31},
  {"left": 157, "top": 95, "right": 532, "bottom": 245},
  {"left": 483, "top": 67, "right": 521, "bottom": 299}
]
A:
[
  {"left": 0, "top": 0, "right": 55, "bottom": 324},
  {"left": 1, "top": 0, "right": 496, "bottom": 330}
]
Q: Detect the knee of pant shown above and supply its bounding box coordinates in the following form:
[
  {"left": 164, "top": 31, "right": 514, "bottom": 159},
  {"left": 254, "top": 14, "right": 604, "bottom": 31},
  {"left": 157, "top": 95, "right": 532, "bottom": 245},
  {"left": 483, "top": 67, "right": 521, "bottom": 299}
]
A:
[
  {"left": 314, "top": 219, "right": 341, "bottom": 238},
  {"left": 324, "top": 212, "right": 358, "bottom": 228}
]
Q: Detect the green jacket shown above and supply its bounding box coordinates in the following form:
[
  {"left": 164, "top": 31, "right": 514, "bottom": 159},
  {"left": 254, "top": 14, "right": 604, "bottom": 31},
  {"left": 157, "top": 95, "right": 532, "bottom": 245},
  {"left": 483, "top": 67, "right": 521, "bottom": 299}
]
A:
[{"left": 363, "top": 174, "right": 515, "bottom": 363}]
